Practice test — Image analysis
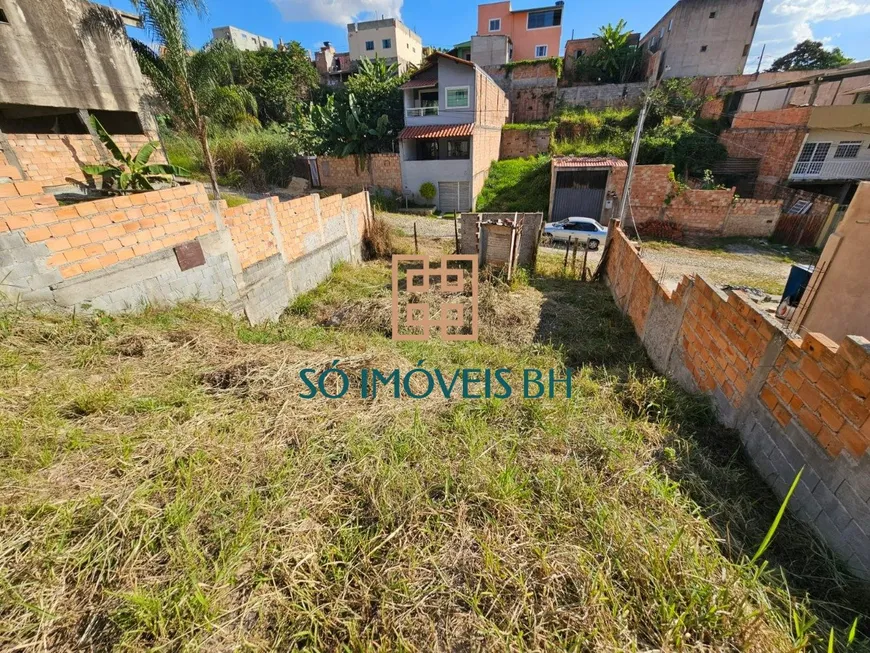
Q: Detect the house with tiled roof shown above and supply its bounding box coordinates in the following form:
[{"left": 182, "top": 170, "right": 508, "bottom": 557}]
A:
[{"left": 398, "top": 52, "right": 509, "bottom": 212}]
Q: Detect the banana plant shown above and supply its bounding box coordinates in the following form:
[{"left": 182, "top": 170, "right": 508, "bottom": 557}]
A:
[{"left": 81, "top": 115, "right": 189, "bottom": 193}]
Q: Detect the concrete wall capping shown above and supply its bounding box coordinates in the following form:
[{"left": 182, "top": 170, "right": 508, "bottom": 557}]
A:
[
  {"left": 604, "top": 228, "right": 870, "bottom": 580},
  {"left": 0, "top": 179, "right": 370, "bottom": 324}
]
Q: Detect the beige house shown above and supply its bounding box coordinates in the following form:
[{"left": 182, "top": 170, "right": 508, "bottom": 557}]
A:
[
  {"left": 792, "top": 182, "right": 870, "bottom": 342},
  {"left": 347, "top": 18, "right": 423, "bottom": 72}
]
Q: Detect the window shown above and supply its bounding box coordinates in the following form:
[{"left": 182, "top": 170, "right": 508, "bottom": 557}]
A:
[
  {"left": 700, "top": 45, "right": 707, "bottom": 52},
  {"left": 668, "top": 18, "right": 673, "bottom": 31},
  {"left": 857, "top": 92, "right": 870, "bottom": 104},
  {"left": 447, "top": 139, "right": 470, "bottom": 159},
  {"left": 527, "top": 8, "right": 561, "bottom": 29},
  {"left": 535, "top": 45, "right": 548, "bottom": 58},
  {"left": 793, "top": 142, "right": 831, "bottom": 175},
  {"left": 446, "top": 86, "right": 469, "bottom": 109},
  {"left": 742, "top": 44, "right": 750, "bottom": 56},
  {"left": 751, "top": 11, "right": 758, "bottom": 25},
  {"left": 382, "top": 38, "right": 392, "bottom": 48},
  {"left": 489, "top": 18, "right": 501, "bottom": 31},
  {"left": 834, "top": 141, "right": 862, "bottom": 159},
  {"left": 365, "top": 40, "right": 374, "bottom": 51},
  {"left": 574, "top": 49, "right": 585, "bottom": 58},
  {"left": 417, "top": 140, "right": 440, "bottom": 160},
  {"left": 709, "top": 11, "right": 717, "bottom": 18},
  {"left": 659, "top": 27, "right": 664, "bottom": 39}
]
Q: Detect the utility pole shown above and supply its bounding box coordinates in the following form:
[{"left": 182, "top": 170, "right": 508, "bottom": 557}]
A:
[
  {"left": 755, "top": 44, "right": 765, "bottom": 75},
  {"left": 615, "top": 92, "right": 650, "bottom": 227},
  {"left": 594, "top": 89, "right": 651, "bottom": 280}
]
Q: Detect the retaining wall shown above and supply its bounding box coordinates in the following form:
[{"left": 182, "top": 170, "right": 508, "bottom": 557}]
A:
[
  {"left": 605, "top": 228, "right": 870, "bottom": 579},
  {"left": 606, "top": 164, "right": 782, "bottom": 238},
  {"left": 500, "top": 128, "right": 551, "bottom": 159},
  {"left": 316, "top": 154, "right": 402, "bottom": 195},
  {"left": 0, "top": 172, "right": 369, "bottom": 323}
]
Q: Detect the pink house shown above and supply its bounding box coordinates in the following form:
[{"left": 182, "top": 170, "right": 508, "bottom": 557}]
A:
[{"left": 476, "top": 1, "right": 564, "bottom": 61}]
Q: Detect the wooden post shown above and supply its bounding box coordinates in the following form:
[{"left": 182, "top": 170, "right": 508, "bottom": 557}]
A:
[
  {"left": 581, "top": 245, "right": 589, "bottom": 281},
  {"left": 414, "top": 222, "right": 419, "bottom": 254},
  {"left": 454, "top": 214, "right": 460, "bottom": 254},
  {"left": 562, "top": 238, "right": 570, "bottom": 273},
  {"left": 571, "top": 240, "right": 579, "bottom": 277}
]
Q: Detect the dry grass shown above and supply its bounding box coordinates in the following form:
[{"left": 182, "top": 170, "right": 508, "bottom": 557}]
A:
[{"left": 0, "top": 258, "right": 867, "bottom": 651}]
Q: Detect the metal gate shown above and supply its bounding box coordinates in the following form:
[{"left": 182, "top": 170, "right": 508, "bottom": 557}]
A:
[
  {"left": 552, "top": 188, "right": 606, "bottom": 222},
  {"left": 438, "top": 181, "right": 471, "bottom": 213}
]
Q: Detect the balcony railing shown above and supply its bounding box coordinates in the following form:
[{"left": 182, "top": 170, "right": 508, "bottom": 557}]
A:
[
  {"left": 791, "top": 158, "right": 870, "bottom": 180},
  {"left": 406, "top": 106, "right": 439, "bottom": 117}
]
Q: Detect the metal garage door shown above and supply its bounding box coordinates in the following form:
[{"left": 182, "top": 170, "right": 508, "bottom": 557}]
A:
[
  {"left": 552, "top": 188, "right": 605, "bottom": 222},
  {"left": 551, "top": 169, "right": 608, "bottom": 222},
  {"left": 438, "top": 181, "right": 472, "bottom": 213}
]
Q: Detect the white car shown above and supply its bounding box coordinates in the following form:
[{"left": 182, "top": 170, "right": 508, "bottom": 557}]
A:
[{"left": 543, "top": 217, "right": 608, "bottom": 250}]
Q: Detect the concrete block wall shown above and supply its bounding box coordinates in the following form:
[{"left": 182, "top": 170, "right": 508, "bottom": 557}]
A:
[
  {"left": 605, "top": 228, "right": 870, "bottom": 579},
  {"left": 317, "top": 154, "right": 402, "bottom": 195},
  {"left": 499, "top": 128, "right": 551, "bottom": 159},
  {"left": 557, "top": 83, "right": 647, "bottom": 110},
  {"left": 0, "top": 170, "right": 370, "bottom": 323}
]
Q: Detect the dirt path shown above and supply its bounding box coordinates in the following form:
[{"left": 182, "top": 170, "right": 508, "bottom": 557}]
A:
[{"left": 380, "top": 212, "right": 457, "bottom": 238}]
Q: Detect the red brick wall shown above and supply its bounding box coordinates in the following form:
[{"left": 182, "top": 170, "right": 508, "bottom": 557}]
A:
[
  {"left": 762, "top": 334, "right": 870, "bottom": 459},
  {"left": 499, "top": 128, "right": 551, "bottom": 159},
  {"left": 603, "top": 227, "right": 870, "bottom": 580},
  {"left": 731, "top": 106, "right": 812, "bottom": 129},
  {"left": 223, "top": 198, "right": 280, "bottom": 269},
  {"left": 318, "top": 154, "right": 402, "bottom": 194},
  {"left": 6, "top": 134, "right": 102, "bottom": 186},
  {"left": 4, "top": 131, "right": 166, "bottom": 187},
  {"left": 5, "top": 183, "right": 215, "bottom": 279}
]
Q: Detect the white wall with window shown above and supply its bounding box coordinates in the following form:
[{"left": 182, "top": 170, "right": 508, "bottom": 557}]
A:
[{"left": 791, "top": 131, "right": 870, "bottom": 180}]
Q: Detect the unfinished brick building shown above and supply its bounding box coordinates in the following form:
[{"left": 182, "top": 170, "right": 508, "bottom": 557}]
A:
[{"left": 0, "top": 0, "right": 165, "bottom": 191}]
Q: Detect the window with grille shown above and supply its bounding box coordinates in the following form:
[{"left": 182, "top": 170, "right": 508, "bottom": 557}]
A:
[
  {"left": 834, "top": 141, "right": 862, "bottom": 159},
  {"left": 793, "top": 142, "right": 831, "bottom": 175}
]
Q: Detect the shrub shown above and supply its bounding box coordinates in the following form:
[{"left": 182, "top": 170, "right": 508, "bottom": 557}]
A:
[
  {"left": 164, "top": 126, "right": 300, "bottom": 191},
  {"left": 419, "top": 182, "right": 436, "bottom": 202},
  {"left": 362, "top": 215, "right": 396, "bottom": 260}
]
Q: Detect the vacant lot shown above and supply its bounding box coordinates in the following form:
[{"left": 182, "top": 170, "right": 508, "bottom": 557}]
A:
[{"left": 0, "top": 250, "right": 866, "bottom": 650}]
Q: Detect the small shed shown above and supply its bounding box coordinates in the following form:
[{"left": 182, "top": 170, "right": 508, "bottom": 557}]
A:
[
  {"left": 459, "top": 212, "right": 544, "bottom": 270},
  {"left": 476, "top": 214, "right": 524, "bottom": 279},
  {"left": 548, "top": 157, "right": 627, "bottom": 224}
]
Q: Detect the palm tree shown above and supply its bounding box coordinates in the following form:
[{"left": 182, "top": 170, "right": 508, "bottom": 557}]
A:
[{"left": 130, "top": 0, "right": 224, "bottom": 198}]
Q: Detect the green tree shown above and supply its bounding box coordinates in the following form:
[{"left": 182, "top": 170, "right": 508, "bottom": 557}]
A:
[
  {"left": 768, "top": 40, "right": 853, "bottom": 72},
  {"left": 238, "top": 43, "right": 320, "bottom": 124},
  {"left": 130, "top": 0, "right": 223, "bottom": 198},
  {"left": 292, "top": 56, "right": 407, "bottom": 160},
  {"left": 574, "top": 20, "right": 642, "bottom": 83}
]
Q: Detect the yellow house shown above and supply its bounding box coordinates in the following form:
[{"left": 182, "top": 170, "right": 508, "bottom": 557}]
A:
[{"left": 347, "top": 18, "right": 423, "bottom": 73}]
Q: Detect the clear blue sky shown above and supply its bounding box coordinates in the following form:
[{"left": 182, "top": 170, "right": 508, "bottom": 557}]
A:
[{"left": 96, "top": 0, "right": 870, "bottom": 72}]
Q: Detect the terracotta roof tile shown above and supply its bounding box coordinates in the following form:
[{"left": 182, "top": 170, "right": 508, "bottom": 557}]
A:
[
  {"left": 398, "top": 124, "right": 474, "bottom": 139},
  {"left": 399, "top": 79, "right": 439, "bottom": 89},
  {"left": 552, "top": 156, "right": 628, "bottom": 168}
]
